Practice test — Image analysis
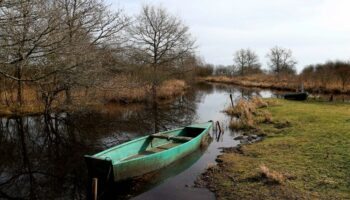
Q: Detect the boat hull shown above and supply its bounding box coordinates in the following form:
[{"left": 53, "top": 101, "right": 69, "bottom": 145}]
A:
[
  {"left": 85, "top": 122, "right": 212, "bottom": 182},
  {"left": 284, "top": 92, "right": 308, "bottom": 101}
]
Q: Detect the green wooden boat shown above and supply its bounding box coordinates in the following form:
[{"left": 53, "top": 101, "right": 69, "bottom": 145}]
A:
[{"left": 85, "top": 122, "right": 212, "bottom": 182}]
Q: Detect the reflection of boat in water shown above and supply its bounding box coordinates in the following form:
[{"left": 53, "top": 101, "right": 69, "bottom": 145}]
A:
[
  {"left": 284, "top": 92, "right": 308, "bottom": 101},
  {"left": 85, "top": 122, "right": 212, "bottom": 182},
  {"left": 107, "top": 139, "right": 212, "bottom": 199}
]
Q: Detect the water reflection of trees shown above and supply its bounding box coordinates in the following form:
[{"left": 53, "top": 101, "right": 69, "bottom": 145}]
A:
[
  {"left": 154, "top": 87, "right": 199, "bottom": 131},
  {"left": 0, "top": 115, "right": 91, "bottom": 199},
  {"left": 0, "top": 83, "right": 278, "bottom": 200},
  {"left": 0, "top": 85, "right": 203, "bottom": 199}
]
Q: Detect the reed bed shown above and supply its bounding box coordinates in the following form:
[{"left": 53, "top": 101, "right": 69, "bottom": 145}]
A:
[
  {"left": 0, "top": 76, "right": 187, "bottom": 116},
  {"left": 225, "top": 97, "right": 272, "bottom": 130},
  {"left": 204, "top": 74, "right": 350, "bottom": 94}
]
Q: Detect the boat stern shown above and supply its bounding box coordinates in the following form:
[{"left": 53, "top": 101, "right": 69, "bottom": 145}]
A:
[
  {"left": 84, "top": 155, "right": 114, "bottom": 182},
  {"left": 187, "top": 121, "right": 213, "bottom": 130}
]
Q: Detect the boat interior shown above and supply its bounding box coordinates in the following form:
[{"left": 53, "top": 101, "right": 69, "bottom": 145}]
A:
[{"left": 122, "top": 127, "right": 205, "bottom": 161}]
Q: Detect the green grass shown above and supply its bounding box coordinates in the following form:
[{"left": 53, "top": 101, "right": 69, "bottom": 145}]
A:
[{"left": 206, "top": 99, "right": 350, "bottom": 200}]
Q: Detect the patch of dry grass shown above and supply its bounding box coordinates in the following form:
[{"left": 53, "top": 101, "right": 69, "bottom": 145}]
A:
[
  {"left": 259, "top": 164, "right": 286, "bottom": 185},
  {"left": 226, "top": 97, "right": 272, "bottom": 130},
  {"left": 229, "top": 118, "right": 253, "bottom": 130},
  {"left": 260, "top": 110, "right": 273, "bottom": 123},
  {"left": 157, "top": 79, "right": 187, "bottom": 99},
  {"left": 100, "top": 78, "right": 187, "bottom": 103},
  {"left": 0, "top": 85, "right": 41, "bottom": 106},
  {"left": 251, "top": 96, "right": 268, "bottom": 108}
]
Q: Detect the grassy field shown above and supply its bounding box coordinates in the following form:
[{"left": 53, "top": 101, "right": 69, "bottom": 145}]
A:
[{"left": 201, "top": 99, "right": 350, "bottom": 200}]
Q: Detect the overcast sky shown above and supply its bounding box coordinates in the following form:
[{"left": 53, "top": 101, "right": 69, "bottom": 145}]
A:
[{"left": 110, "top": 0, "right": 350, "bottom": 72}]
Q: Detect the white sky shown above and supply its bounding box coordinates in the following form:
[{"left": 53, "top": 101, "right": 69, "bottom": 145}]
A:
[{"left": 109, "top": 0, "right": 350, "bottom": 72}]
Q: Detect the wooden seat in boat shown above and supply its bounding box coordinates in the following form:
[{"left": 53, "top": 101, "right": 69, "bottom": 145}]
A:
[{"left": 151, "top": 133, "right": 193, "bottom": 142}]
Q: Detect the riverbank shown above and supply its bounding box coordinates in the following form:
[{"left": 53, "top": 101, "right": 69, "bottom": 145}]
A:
[
  {"left": 0, "top": 79, "right": 188, "bottom": 117},
  {"left": 197, "top": 99, "right": 350, "bottom": 199},
  {"left": 202, "top": 75, "right": 350, "bottom": 95}
]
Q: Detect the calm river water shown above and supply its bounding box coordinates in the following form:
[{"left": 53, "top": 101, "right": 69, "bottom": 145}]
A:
[{"left": 0, "top": 83, "right": 275, "bottom": 200}]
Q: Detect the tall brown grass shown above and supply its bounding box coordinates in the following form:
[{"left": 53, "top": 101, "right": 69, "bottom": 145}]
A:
[
  {"left": 100, "top": 77, "right": 187, "bottom": 103},
  {"left": 226, "top": 99, "right": 256, "bottom": 130},
  {"left": 0, "top": 75, "right": 187, "bottom": 115},
  {"left": 225, "top": 97, "right": 272, "bottom": 130},
  {"left": 0, "top": 85, "right": 41, "bottom": 106},
  {"left": 157, "top": 79, "right": 187, "bottom": 99},
  {"left": 204, "top": 74, "right": 350, "bottom": 94}
]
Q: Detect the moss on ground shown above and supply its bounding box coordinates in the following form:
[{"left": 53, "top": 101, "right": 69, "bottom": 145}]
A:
[{"left": 202, "top": 99, "right": 350, "bottom": 200}]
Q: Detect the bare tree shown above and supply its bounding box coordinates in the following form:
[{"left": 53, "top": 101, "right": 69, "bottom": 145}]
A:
[
  {"left": 234, "top": 49, "right": 247, "bottom": 76},
  {"left": 0, "top": 0, "right": 64, "bottom": 105},
  {"left": 233, "top": 48, "right": 261, "bottom": 76},
  {"left": 316, "top": 63, "right": 334, "bottom": 90},
  {"left": 129, "top": 5, "right": 195, "bottom": 79},
  {"left": 0, "top": 0, "right": 129, "bottom": 106},
  {"left": 128, "top": 4, "right": 195, "bottom": 132},
  {"left": 214, "top": 65, "right": 234, "bottom": 76},
  {"left": 266, "top": 46, "right": 297, "bottom": 76},
  {"left": 52, "top": 0, "right": 129, "bottom": 104}
]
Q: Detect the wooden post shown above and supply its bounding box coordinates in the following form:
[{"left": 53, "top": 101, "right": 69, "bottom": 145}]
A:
[
  {"left": 92, "top": 178, "right": 98, "bottom": 200},
  {"left": 329, "top": 94, "right": 334, "bottom": 102},
  {"left": 216, "top": 121, "right": 222, "bottom": 133},
  {"left": 301, "top": 82, "right": 304, "bottom": 93},
  {"left": 229, "top": 94, "right": 234, "bottom": 108}
]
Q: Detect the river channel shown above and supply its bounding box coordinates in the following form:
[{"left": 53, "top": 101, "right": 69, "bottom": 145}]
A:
[{"left": 0, "top": 83, "right": 276, "bottom": 199}]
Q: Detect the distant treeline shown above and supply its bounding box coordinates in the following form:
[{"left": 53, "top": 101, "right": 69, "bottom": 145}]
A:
[
  {"left": 195, "top": 46, "right": 350, "bottom": 93},
  {"left": 202, "top": 60, "right": 350, "bottom": 94},
  {"left": 300, "top": 61, "right": 350, "bottom": 91},
  {"left": 196, "top": 46, "right": 298, "bottom": 77}
]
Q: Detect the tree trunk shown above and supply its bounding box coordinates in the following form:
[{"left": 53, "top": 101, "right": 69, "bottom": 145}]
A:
[
  {"left": 65, "top": 88, "right": 72, "bottom": 105},
  {"left": 17, "top": 117, "right": 36, "bottom": 198},
  {"left": 16, "top": 64, "right": 23, "bottom": 106}
]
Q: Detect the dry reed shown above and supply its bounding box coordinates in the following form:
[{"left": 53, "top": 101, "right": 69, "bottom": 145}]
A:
[
  {"left": 0, "top": 75, "right": 187, "bottom": 116},
  {"left": 226, "top": 97, "right": 272, "bottom": 130},
  {"left": 205, "top": 74, "right": 350, "bottom": 94}
]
